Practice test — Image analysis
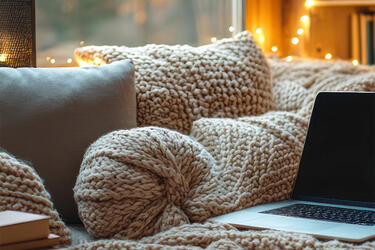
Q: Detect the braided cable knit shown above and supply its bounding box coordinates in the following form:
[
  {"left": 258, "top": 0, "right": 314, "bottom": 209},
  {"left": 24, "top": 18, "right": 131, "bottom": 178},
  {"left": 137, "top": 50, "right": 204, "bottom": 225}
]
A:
[{"left": 0, "top": 152, "right": 71, "bottom": 245}]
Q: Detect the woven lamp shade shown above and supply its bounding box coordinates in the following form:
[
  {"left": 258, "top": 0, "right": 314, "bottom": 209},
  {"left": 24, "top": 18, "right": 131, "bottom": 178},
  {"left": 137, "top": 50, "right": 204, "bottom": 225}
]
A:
[{"left": 0, "top": 0, "right": 35, "bottom": 67}]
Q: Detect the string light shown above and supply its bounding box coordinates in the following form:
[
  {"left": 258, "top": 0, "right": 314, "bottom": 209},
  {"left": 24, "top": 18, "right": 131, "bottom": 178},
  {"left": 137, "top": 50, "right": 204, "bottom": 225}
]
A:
[
  {"left": 271, "top": 46, "right": 278, "bottom": 52},
  {"left": 256, "top": 28, "right": 262, "bottom": 34},
  {"left": 93, "top": 57, "right": 103, "bottom": 65},
  {"left": 46, "top": 56, "right": 51, "bottom": 62},
  {"left": 352, "top": 59, "right": 359, "bottom": 66},
  {"left": 67, "top": 58, "right": 73, "bottom": 64},
  {"left": 80, "top": 41, "right": 85, "bottom": 46},
  {"left": 305, "top": 0, "right": 314, "bottom": 8},
  {"left": 297, "top": 28, "right": 304, "bottom": 35},
  {"left": 229, "top": 26, "right": 235, "bottom": 33},
  {"left": 291, "top": 37, "right": 299, "bottom": 45},
  {"left": 325, "top": 53, "right": 332, "bottom": 60},
  {"left": 301, "top": 15, "right": 309, "bottom": 23},
  {"left": 211, "top": 37, "right": 217, "bottom": 43},
  {"left": 0, "top": 54, "right": 7, "bottom": 62},
  {"left": 50, "top": 58, "right": 56, "bottom": 64},
  {"left": 286, "top": 56, "right": 293, "bottom": 62}
]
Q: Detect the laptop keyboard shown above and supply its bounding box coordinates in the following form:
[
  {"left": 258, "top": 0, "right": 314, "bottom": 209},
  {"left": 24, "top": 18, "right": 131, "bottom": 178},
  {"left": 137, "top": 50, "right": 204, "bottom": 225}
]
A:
[{"left": 261, "top": 203, "right": 375, "bottom": 226}]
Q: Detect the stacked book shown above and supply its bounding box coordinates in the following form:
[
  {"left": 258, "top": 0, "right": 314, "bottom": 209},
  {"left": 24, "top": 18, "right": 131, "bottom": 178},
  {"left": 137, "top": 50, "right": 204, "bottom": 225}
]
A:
[
  {"left": 0, "top": 210, "right": 60, "bottom": 250},
  {"left": 351, "top": 12, "right": 375, "bottom": 65}
]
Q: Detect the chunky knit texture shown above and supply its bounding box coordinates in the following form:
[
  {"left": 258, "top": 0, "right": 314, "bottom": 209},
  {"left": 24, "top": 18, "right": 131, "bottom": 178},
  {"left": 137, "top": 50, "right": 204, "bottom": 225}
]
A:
[
  {"left": 74, "top": 31, "right": 273, "bottom": 134},
  {"left": 0, "top": 152, "right": 71, "bottom": 245},
  {"left": 74, "top": 111, "right": 308, "bottom": 240}
]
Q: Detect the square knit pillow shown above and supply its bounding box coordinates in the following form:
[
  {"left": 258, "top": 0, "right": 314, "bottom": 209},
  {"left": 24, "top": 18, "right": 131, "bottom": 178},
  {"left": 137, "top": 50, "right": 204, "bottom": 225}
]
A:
[
  {"left": 0, "top": 152, "right": 71, "bottom": 246},
  {"left": 75, "top": 31, "right": 273, "bottom": 134}
]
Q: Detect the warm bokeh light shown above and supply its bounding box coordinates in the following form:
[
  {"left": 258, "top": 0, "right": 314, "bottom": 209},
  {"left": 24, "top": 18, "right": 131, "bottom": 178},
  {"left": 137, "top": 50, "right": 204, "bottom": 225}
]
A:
[
  {"left": 325, "top": 53, "right": 332, "bottom": 60},
  {"left": 211, "top": 37, "right": 217, "bottom": 43},
  {"left": 301, "top": 15, "right": 309, "bottom": 23},
  {"left": 297, "top": 28, "right": 304, "bottom": 35},
  {"left": 67, "top": 58, "right": 73, "bottom": 64},
  {"left": 271, "top": 46, "right": 278, "bottom": 52},
  {"left": 0, "top": 54, "right": 7, "bottom": 62},
  {"left": 286, "top": 56, "right": 293, "bottom": 62},
  {"left": 291, "top": 37, "right": 299, "bottom": 45},
  {"left": 50, "top": 58, "right": 56, "bottom": 64},
  {"left": 229, "top": 26, "right": 235, "bottom": 33},
  {"left": 256, "top": 28, "right": 262, "bottom": 34},
  {"left": 352, "top": 59, "right": 359, "bottom": 66},
  {"left": 80, "top": 41, "right": 85, "bottom": 46},
  {"left": 94, "top": 57, "right": 104, "bottom": 65},
  {"left": 46, "top": 56, "right": 51, "bottom": 62},
  {"left": 258, "top": 34, "right": 265, "bottom": 44},
  {"left": 305, "top": 0, "right": 314, "bottom": 8}
]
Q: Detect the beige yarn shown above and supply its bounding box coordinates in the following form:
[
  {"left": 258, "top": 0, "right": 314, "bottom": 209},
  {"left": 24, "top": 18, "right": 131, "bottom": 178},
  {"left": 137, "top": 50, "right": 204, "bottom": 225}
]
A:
[
  {"left": 74, "top": 222, "right": 375, "bottom": 249},
  {"left": 0, "top": 152, "right": 71, "bottom": 246},
  {"left": 74, "top": 111, "right": 308, "bottom": 240},
  {"left": 74, "top": 31, "right": 273, "bottom": 134}
]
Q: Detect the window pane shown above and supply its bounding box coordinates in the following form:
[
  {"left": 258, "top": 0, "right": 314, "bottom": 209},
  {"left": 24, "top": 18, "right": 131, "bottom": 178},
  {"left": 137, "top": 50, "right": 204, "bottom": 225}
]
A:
[{"left": 36, "top": 0, "right": 232, "bottom": 67}]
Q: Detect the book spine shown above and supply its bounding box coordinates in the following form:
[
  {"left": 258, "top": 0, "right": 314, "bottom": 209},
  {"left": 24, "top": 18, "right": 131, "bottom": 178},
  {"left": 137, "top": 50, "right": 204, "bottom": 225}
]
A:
[
  {"left": 351, "top": 12, "right": 360, "bottom": 61},
  {"left": 360, "top": 13, "right": 368, "bottom": 65}
]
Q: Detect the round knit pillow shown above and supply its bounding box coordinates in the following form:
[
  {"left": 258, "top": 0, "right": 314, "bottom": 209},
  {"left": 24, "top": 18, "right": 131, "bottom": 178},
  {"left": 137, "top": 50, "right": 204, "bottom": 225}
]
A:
[{"left": 74, "top": 127, "right": 216, "bottom": 239}]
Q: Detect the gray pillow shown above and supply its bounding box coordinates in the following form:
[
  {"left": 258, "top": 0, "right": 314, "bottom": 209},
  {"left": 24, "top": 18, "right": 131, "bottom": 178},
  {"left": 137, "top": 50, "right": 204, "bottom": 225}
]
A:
[{"left": 0, "top": 60, "right": 136, "bottom": 223}]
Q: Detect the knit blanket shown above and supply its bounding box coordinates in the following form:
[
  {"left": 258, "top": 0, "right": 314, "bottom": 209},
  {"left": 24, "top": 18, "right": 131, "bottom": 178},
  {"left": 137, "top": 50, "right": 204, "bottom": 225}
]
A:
[{"left": 73, "top": 58, "right": 375, "bottom": 249}]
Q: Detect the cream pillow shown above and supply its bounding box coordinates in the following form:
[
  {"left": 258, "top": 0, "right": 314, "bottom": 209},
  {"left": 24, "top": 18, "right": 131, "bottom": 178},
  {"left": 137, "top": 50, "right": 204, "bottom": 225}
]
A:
[
  {"left": 0, "top": 152, "right": 71, "bottom": 246},
  {"left": 75, "top": 31, "right": 273, "bottom": 134}
]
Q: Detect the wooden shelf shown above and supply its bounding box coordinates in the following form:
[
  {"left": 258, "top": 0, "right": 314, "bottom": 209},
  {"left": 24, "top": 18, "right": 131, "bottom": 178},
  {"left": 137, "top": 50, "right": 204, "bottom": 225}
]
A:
[{"left": 314, "top": 0, "right": 375, "bottom": 6}]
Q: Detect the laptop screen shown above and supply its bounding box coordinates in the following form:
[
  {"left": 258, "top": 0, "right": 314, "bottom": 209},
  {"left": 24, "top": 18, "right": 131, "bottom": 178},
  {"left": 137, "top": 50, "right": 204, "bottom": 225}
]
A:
[{"left": 293, "top": 92, "right": 375, "bottom": 206}]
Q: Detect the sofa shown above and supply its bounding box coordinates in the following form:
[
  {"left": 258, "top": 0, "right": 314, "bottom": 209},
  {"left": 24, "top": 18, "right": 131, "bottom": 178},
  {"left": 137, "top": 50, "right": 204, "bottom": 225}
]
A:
[{"left": 2, "top": 31, "right": 375, "bottom": 249}]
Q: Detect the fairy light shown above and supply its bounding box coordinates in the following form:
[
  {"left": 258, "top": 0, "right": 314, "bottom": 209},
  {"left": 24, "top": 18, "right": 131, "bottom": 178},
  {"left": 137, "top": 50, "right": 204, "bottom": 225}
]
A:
[
  {"left": 46, "top": 56, "right": 51, "bottom": 62},
  {"left": 80, "top": 41, "right": 85, "bottom": 46},
  {"left": 229, "top": 26, "right": 235, "bottom": 33},
  {"left": 67, "top": 58, "right": 73, "bottom": 64},
  {"left": 352, "top": 59, "right": 359, "bottom": 66},
  {"left": 255, "top": 28, "right": 262, "bottom": 34},
  {"left": 305, "top": 0, "right": 314, "bottom": 8},
  {"left": 211, "top": 37, "right": 217, "bottom": 43},
  {"left": 286, "top": 56, "right": 293, "bottom": 62},
  {"left": 0, "top": 54, "right": 7, "bottom": 62},
  {"left": 271, "top": 46, "right": 278, "bottom": 52},
  {"left": 325, "top": 53, "right": 332, "bottom": 60},
  {"left": 297, "top": 28, "right": 304, "bottom": 35},
  {"left": 291, "top": 37, "right": 299, "bottom": 45},
  {"left": 93, "top": 57, "right": 103, "bottom": 65},
  {"left": 301, "top": 15, "right": 309, "bottom": 23},
  {"left": 50, "top": 58, "right": 56, "bottom": 64}
]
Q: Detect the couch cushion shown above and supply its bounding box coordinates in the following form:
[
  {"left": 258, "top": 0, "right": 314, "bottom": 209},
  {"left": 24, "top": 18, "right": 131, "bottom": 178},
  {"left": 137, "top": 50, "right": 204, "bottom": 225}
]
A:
[
  {"left": 74, "top": 31, "right": 273, "bottom": 134},
  {"left": 0, "top": 152, "right": 71, "bottom": 246},
  {"left": 0, "top": 60, "right": 136, "bottom": 223}
]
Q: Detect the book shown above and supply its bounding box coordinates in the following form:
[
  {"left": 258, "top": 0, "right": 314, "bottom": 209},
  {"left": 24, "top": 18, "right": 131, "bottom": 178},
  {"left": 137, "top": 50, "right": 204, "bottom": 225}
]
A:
[
  {"left": 0, "top": 233, "right": 59, "bottom": 250},
  {"left": 360, "top": 13, "right": 368, "bottom": 65},
  {"left": 351, "top": 12, "right": 360, "bottom": 62},
  {"left": 0, "top": 210, "right": 49, "bottom": 245},
  {"left": 366, "top": 17, "right": 374, "bottom": 64}
]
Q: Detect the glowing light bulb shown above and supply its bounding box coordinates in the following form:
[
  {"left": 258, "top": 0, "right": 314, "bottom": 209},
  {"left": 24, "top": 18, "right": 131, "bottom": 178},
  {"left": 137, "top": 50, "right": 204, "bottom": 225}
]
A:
[
  {"left": 291, "top": 37, "right": 299, "bottom": 45},
  {"left": 0, "top": 54, "right": 7, "bottom": 62},
  {"left": 305, "top": 0, "right": 314, "bottom": 8},
  {"left": 286, "top": 56, "right": 293, "bottom": 62},
  {"left": 211, "top": 37, "right": 217, "bottom": 43},
  {"left": 229, "top": 26, "right": 235, "bottom": 32},
  {"left": 80, "top": 41, "right": 85, "bottom": 46},
  {"left": 301, "top": 15, "right": 309, "bottom": 23},
  {"left": 256, "top": 28, "right": 262, "bottom": 34},
  {"left": 325, "top": 53, "right": 332, "bottom": 60},
  {"left": 271, "top": 46, "right": 278, "bottom": 52},
  {"left": 352, "top": 59, "right": 359, "bottom": 66},
  {"left": 67, "top": 58, "right": 73, "bottom": 64},
  {"left": 297, "top": 28, "right": 304, "bottom": 35},
  {"left": 50, "top": 58, "right": 56, "bottom": 64}
]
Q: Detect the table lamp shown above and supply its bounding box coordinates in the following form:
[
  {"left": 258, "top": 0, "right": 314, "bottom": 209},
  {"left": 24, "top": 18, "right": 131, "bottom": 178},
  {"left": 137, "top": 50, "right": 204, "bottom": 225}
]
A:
[{"left": 0, "top": 0, "right": 35, "bottom": 67}]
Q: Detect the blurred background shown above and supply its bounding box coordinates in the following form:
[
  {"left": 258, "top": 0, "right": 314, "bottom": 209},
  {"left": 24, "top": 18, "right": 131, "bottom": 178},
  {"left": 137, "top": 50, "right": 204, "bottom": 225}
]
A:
[{"left": 35, "top": 0, "right": 232, "bottom": 67}]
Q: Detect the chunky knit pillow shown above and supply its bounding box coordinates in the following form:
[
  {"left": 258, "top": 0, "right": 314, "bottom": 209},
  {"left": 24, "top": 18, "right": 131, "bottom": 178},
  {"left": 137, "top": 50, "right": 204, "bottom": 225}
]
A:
[
  {"left": 0, "top": 152, "right": 71, "bottom": 246},
  {"left": 74, "top": 31, "right": 273, "bottom": 134}
]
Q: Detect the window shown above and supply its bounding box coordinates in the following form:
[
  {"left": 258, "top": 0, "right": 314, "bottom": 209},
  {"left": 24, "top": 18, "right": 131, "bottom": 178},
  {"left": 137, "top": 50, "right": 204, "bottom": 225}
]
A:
[{"left": 36, "top": 0, "right": 233, "bottom": 67}]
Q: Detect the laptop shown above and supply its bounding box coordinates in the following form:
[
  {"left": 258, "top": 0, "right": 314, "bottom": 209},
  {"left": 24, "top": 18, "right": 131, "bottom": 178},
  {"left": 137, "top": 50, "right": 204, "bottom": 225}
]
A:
[{"left": 211, "top": 92, "right": 375, "bottom": 242}]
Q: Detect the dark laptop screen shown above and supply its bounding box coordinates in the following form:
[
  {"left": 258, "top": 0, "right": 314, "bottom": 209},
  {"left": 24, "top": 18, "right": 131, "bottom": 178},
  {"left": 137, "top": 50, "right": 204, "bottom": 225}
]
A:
[{"left": 293, "top": 92, "right": 375, "bottom": 206}]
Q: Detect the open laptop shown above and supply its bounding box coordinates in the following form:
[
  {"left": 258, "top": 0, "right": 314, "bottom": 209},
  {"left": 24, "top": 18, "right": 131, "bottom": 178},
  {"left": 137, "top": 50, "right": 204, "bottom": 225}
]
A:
[{"left": 211, "top": 92, "right": 375, "bottom": 242}]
